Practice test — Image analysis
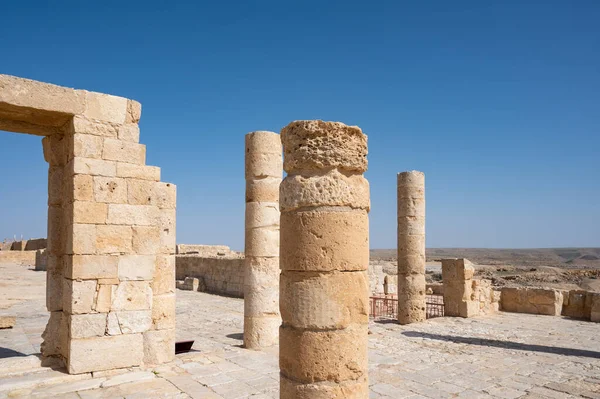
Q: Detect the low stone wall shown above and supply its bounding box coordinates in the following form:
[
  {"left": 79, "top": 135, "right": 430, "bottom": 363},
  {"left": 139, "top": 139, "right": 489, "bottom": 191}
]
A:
[
  {"left": 500, "top": 287, "right": 564, "bottom": 316},
  {"left": 176, "top": 254, "right": 244, "bottom": 298},
  {"left": 0, "top": 250, "right": 37, "bottom": 266},
  {"left": 176, "top": 244, "right": 233, "bottom": 256},
  {"left": 442, "top": 259, "right": 498, "bottom": 318},
  {"left": 7, "top": 238, "right": 47, "bottom": 251},
  {"left": 35, "top": 249, "right": 47, "bottom": 271}
]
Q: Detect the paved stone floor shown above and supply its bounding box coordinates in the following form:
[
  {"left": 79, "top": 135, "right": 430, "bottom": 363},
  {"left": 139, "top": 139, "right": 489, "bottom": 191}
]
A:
[{"left": 1, "top": 262, "right": 599, "bottom": 398}]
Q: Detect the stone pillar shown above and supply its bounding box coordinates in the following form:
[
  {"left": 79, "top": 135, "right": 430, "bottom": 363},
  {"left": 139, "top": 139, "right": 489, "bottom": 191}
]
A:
[
  {"left": 279, "top": 120, "right": 370, "bottom": 398},
  {"left": 244, "top": 131, "right": 282, "bottom": 349},
  {"left": 397, "top": 171, "right": 426, "bottom": 324},
  {"left": 442, "top": 258, "right": 478, "bottom": 317}
]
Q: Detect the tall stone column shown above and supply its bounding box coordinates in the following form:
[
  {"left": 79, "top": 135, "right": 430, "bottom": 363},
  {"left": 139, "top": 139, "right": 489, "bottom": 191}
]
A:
[
  {"left": 244, "top": 131, "right": 282, "bottom": 349},
  {"left": 397, "top": 171, "right": 426, "bottom": 324},
  {"left": 280, "top": 121, "right": 370, "bottom": 398}
]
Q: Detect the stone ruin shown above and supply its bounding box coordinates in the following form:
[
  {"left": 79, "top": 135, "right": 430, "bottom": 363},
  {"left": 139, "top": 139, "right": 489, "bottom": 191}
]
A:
[
  {"left": 1, "top": 74, "right": 599, "bottom": 399},
  {"left": 0, "top": 74, "right": 176, "bottom": 374}
]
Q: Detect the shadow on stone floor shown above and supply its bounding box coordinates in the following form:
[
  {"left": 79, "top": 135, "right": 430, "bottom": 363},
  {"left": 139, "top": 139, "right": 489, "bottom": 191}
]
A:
[
  {"left": 402, "top": 331, "right": 600, "bottom": 359},
  {"left": 226, "top": 333, "right": 244, "bottom": 340},
  {"left": 0, "top": 347, "right": 28, "bottom": 358}
]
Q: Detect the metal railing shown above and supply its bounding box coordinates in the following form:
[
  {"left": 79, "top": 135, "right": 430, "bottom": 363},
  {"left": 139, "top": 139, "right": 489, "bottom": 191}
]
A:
[{"left": 369, "top": 294, "right": 445, "bottom": 320}]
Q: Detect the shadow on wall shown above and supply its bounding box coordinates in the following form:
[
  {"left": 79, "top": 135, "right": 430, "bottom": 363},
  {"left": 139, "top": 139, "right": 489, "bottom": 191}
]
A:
[{"left": 401, "top": 331, "right": 600, "bottom": 359}]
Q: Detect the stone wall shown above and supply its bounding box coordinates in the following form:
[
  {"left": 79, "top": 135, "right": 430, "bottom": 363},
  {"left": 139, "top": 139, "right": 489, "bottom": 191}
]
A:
[
  {"left": 176, "top": 253, "right": 244, "bottom": 298},
  {"left": 500, "top": 287, "right": 564, "bottom": 316},
  {"left": 176, "top": 244, "right": 233, "bottom": 256},
  {"left": 0, "top": 250, "right": 37, "bottom": 265},
  {"left": 442, "top": 259, "right": 498, "bottom": 318}
]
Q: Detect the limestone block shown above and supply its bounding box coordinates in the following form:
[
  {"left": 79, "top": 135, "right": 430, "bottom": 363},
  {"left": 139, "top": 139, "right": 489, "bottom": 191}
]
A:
[
  {"left": 69, "top": 313, "right": 107, "bottom": 339},
  {"left": 0, "top": 316, "right": 16, "bottom": 329},
  {"left": 126, "top": 99, "right": 142, "bottom": 123},
  {"left": 95, "top": 284, "right": 113, "bottom": 313},
  {"left": 152, "top": 255, "right": 175, "bottom": 295},
  {"left": 118, "top": 124, "right": 140, "bottom": 143},
  {"left": 95, "top": 225, "right": 132, "bottom": 254},
  {"left": 41, "top": 311, "right": 68, "bottom": 358},
  {"left": 397, "top": 196, "right": 425, "bottom": 218},
  {"left": 47, "top": 206, "right": 66, "bottom": 254},
  {"left": 245, "top": 153, "right": 283, "bottom": 179},
  {"left": 397, "top": 299, "right": 426, "bottom": 322},
  {"left": 245, "top": 227, "right": 279, "bottom": 257},
  {"left": 46, "top": 257, "right": 64, "bottom": 311},
  {"left": 280, "top": 170, "right": 370, "bottom": 212},
  {"left": 280, "top": 270, "right": 368, "bottom": 329},
  {"left": 279, "top": 324, "right": 367, "bottom": 383},
  {"left": 66, "top": 255, "right": 118, "bottom": 279},
  {"left": 244, "top": 256, "right": 279, "bottom": 286},
  {"left": 591, "top": 293, "right": 600, "bottom": 323},
  {"left": 113, "top": 310, "right": 152, "bottom": 334},
  {"left": 71, "top": 201, "right": 107, "bottom": 224},
  {"left": 396, "top": 274, "right": 426, "bottom": 296},
  {"left": 442, "top": 258, "right": 474, "bottom": 281},
  {"left": 118, "top": 255, "right": 155, "bottom": 281},
  {"left": 133, "top": 226, "right": 160, "bottom": 255},
  {"left": 72, "top": 134, "right": 103, "bottom": 159},
  {"left": 71, "top": 174, "right": 94, "bottom": 202},
  {"left": 245, "top": 131, "right": 282, "bottom": 155},
  {"left": 180, "top": 277, "right": 201, "bottom": 291},
  {"left": 42, "top": 134, "right": 69, "bottom": 166},
  {"left": 64, "top": 279, "right": 97, "bottom": 314},
  {"left": 68, "top": 334, "right": 143, "bottom": 374},
  {"left": 245, "top": 202, "right": 279, "bottom": 229},
  {"left": 152, "top": 293, "right": 176, "bottom": 330},
  {"left": 280, "top": 375, "right": 368, "bottom": 399},
  {"left": 72, "top": 116, "right": 118, "bottom": 137},
  {"left": 143, "top": 329, "right": 175, "bottom": 365},
  {"left": 397, "top": 233, "right": 426, "bottom": 254},
  {"left": 84, "top": 91, "right": 128, "bottom": 124},
  {"left": 102, "top": 138, "right": 146, "bottom": 165},
  {"left": 243, "top": 316, "right": 280, "bottom": 348},
  {"left": 246, "top": 177, "right": 280, "bottom": 203},
  {"left": 48, "top": 167, "right": 64, "bottom": 206},
  {"left": 93, "top": 176, "right": 127, "bottom": 203},
  {"left": 397, "top": 170, "right": 425, "bottom": 188},
  {"left": 35, "top": 249, "right": 48, "bottom": 271},
  {"left": 106, "top": 312, "right": 121, "bottom": 335},
  {"left": 128, "top": 179, "right": 154, "bottom": 205},
  {"left": 281, "top": 120, "right": 368, "bottom": 173},
  {"left": 69, "top": 157, "right": 117, "bottom": 177},
  {"left": 0, "top": 73, "right": 85, "bottom": 120},
  {"left": 280, "top": 210, "right": 369, "bottom": 272},
  {"left": 397, "top": 216, "right": 425, "bottom": 236},
  {"left": 111, "top": 281, "right": 152, "bottom": 311},
  {"left": 153, "top": 182, "right": 177, "bottom": 209},
  {"left": 67, "top": 224, "right": 97, "bottom": 255},
  {"left": 397, "top": 253, "right": 426, "bottom": 274},
  {"left": 158, "top": 208, "right": 176, "bottom": 254},
  {"left": 107, "top": 204, "right": 158, "bottom": 226},
  {"left": 116, "top": 163, "right": 160, "bottom": 181},
  {"left": 244, "top": 283, "right": 279, "bottom": 316}
]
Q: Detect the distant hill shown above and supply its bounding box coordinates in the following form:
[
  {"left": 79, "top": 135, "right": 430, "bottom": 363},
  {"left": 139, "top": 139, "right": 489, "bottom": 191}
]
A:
[{"left": 370, "top": 248, "right": 600, "bottom": 269}]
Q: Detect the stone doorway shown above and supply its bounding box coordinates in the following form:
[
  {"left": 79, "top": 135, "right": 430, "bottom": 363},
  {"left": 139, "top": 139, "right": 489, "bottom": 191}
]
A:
[{"left": 0, "top": 74, "right": 176, "bottom": 374}]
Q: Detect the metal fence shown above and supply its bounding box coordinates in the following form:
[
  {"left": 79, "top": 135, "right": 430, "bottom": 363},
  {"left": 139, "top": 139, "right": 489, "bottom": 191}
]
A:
[{"left": 369, "top": 294, "right": 445, "bottom": 320}]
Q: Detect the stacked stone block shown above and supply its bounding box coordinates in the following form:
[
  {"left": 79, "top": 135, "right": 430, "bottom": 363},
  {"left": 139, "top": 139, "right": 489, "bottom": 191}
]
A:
[
  {"left": 0, "top": 76, "right": 182, "bottom": 374},
  {"left": 279, "top": 120, "right": 370, "bottom": 398},
  {"left": 244, "top": 131, "right": 282, "bottom": 349},
  {"left": 441, "top": 258, "right": 479, "bottom": 317},
  {"left": 397, "top": 171, "right": 426, "bottom": 324}
]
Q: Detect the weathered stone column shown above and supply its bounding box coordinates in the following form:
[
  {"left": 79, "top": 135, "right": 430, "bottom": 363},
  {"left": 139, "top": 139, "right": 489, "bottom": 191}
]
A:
[
  {"left": 280, "top": 121, "right": 370, "bottom": 398},
  {"left": 244, "top": 131, "right": 282, "bottom": 349},
  {"left": 397, "top": 171, "right": 426, "bottom": 324}
]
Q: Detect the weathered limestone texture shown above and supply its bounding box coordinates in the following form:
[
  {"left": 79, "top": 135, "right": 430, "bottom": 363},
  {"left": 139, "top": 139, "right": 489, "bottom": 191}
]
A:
[
  {"left": 561, "top": 290, "right": 594, "bottom": 319},
  {"left": 442, "top": 258, "right": 479, "bottom": 317},
  {"left": 0, "top": 74, "right": 176, "bottom": 374},
  {"left": 35, "top": 249, "right": 48, "bottom": 271},
  {"left": 279, "top": 120, "right": 370, "bottom": 398},
  {"left": 176, "top": 252, "right": 244, "bottom": 297},
  {"left": 176, "top": 244, "right": 233, "bottom": 256},
  {"left": 500, "top": 287, "right": 563, "bottom": 316},
  {"left": 244, "top": 131, "right": 282, "bottom": 350},
  {"left": 0, "top": 250, "right": 36, "bottom": 265},
  {"left": 397, "top": 171, "right": 426, "bottom": 324}
]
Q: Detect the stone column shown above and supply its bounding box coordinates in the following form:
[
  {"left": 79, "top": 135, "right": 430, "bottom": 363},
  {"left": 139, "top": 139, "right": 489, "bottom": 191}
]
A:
[
  {"left": 397, "top": 171, "right": 426, "bottom": 324},
  {"left": 279, "top": 120, "right": 370, "bottom": 398},
  {"left": 244, "top": 131, "right": 282, "bottom": 349}
]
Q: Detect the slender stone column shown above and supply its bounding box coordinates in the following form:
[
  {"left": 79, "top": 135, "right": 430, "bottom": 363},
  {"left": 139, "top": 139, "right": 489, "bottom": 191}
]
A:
[
  {"left": 397, "top": 171, "right": 426, "bottom": 324},
  {"left": 244, "top": 131, "right": 282, "bottom": 349},
  {"left": 280, "top": 121, "right": 370, "bottom": 398}
]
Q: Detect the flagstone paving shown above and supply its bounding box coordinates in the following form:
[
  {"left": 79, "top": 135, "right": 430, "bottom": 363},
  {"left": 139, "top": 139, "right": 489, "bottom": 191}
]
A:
[{"left": 0, "top": 263, "right": 599, "bottom": 398}]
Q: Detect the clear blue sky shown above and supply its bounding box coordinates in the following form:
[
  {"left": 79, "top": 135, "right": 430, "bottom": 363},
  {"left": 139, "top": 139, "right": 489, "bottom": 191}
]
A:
[{"left": 1, "top": 1, "right": 598, "bottom": 250}]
